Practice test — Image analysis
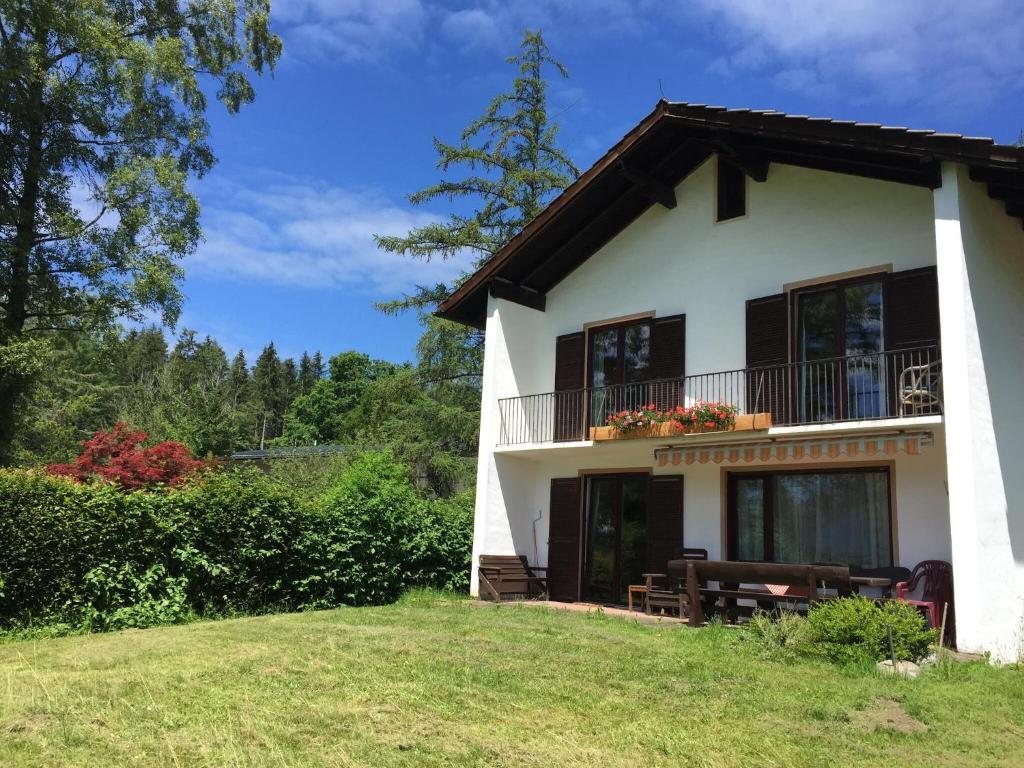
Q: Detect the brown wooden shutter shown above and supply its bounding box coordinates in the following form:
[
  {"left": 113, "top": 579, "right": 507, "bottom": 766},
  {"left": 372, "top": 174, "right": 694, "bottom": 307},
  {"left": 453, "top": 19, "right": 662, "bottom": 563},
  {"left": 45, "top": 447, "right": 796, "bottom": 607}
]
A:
[
  {"left": 884, "top": 266, "right": 939, "bottom": 350},
  {"left": 646, "top": 475, "right": 684, "bottom": 574},
  {"left": 745, "top": 293, "right": 790, "bottom": 424},
  {"left": 649, "top": 314, "right": 685, "bottom": 410},
  {"left": 547, "top": 477, "right": 582, "bottom": 601},
  {"left": 553, "top": 332, "right": 585, "bottom": 441}
]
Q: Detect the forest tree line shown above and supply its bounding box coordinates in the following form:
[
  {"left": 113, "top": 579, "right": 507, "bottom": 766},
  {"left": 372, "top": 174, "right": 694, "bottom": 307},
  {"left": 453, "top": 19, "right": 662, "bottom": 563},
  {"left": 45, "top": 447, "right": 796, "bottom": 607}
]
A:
[{"left": 14, "top": 327, "right": 480, "bottom": 496}]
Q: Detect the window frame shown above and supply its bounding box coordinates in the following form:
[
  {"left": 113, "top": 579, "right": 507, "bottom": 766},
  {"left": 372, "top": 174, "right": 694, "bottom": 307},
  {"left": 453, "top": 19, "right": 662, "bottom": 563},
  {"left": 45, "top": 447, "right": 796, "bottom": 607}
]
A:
[
  {"left": 725, "top": 465, "right": 895, "bottom": 567},
  {"left": 789, "top": 271, "right": 887, "bottom": 365},
  {"left": 585, "top": 317, "right": 654, "bottom": 391}
]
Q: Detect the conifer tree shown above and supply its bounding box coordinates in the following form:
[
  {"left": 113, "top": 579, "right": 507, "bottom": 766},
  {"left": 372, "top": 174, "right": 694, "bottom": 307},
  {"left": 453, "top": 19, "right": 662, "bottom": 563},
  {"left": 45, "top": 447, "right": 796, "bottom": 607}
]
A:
[
  {"left": 253, "top": 343, "right": 288, "bottom": 444},
  {"left": 375, "top": 29, "right": 579, "bottom": 383}
]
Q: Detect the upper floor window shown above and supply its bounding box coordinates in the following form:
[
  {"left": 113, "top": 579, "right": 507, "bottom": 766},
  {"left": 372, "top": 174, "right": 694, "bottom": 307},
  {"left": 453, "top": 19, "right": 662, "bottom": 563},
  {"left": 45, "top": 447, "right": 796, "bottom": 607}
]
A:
[
  {"left": 588, "top": 320, "right": 651, "bottom": 391},
  {"left": 794, "top": 276, "right": 885, "bottom": 421},
  {"left": 716, "top": 155, "right": 746, "bottom": 222}
]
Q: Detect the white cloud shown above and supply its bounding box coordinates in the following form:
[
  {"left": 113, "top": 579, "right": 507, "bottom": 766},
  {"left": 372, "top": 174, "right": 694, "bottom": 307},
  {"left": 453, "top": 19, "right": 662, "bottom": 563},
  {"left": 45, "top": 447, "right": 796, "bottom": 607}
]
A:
[
  {"left": 437, "top": 0, "right": 654, "bottom": 51},
  {"left": 440, "top": 9, "right": 501, "bottom": 51},
  {"left": 272, "top": 0, "right": 428, "bottom": 62},
  {"left": 694, "top": 0, "right": 1024, "bottom": 108},
  {"left": 189, "top": 173, "right": 474, "bottom": 296}
]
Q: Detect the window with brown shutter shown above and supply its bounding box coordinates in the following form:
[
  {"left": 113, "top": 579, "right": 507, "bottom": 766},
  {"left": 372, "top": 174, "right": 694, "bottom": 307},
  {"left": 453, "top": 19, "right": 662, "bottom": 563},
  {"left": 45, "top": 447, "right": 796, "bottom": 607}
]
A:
[
  {"left": 884, "top": 266, "right": 939, "bottom": 350},
  {"left": 746, "top": 293, "right": 789, "bottom": 423},
  {"left": 553, "top": 332, "right": 585, "bottom": 441},
  {"left": 646, "top": 475, "right": 684, "bottom": 574},
  {"left": 649, "top": 315, "right": 685, "bottom": 411},
  {"left": 547, "top": 477, "right": 582, "bottom": 601}
]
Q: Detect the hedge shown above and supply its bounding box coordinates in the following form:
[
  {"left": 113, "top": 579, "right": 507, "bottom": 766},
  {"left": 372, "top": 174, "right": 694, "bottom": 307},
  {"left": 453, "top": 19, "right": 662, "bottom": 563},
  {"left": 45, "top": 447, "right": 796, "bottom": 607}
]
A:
[{"left": 0, "top": 453, "right": 473, "bottom": 633}]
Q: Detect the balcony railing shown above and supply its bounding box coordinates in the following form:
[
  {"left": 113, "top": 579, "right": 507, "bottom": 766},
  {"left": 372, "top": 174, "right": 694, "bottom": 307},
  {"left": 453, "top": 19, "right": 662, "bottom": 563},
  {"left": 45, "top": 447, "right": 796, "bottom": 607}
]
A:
[{"left": 496, "top": 346, "right": 941, "bottom": 446}]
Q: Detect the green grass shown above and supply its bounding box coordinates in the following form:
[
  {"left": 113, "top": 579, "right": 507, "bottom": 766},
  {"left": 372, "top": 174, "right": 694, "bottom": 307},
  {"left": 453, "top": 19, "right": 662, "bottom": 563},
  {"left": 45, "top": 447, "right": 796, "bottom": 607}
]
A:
[{"left": 1, "top": 593, "right": 1022, "bottom": 767}]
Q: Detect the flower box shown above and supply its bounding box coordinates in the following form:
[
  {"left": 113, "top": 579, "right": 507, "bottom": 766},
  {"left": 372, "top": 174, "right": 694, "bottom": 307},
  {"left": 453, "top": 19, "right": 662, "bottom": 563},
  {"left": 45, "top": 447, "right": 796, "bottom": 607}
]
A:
[{"left": 589, "top": 412, "right": 772, "bottom": 441}]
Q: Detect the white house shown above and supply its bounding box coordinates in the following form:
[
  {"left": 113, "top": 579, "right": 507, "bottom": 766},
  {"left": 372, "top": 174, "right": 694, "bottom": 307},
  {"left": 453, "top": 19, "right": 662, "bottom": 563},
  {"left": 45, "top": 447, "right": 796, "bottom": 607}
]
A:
[{"left": 437, "top": 101, "right": 1024, "bottom": 662}]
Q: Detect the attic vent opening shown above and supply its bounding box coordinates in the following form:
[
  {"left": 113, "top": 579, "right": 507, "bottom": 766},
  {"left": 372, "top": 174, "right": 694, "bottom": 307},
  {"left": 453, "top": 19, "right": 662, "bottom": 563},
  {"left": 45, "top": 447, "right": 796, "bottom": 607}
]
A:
[{"left": 716, "top": 155, "right": 746, "bottom": 222}]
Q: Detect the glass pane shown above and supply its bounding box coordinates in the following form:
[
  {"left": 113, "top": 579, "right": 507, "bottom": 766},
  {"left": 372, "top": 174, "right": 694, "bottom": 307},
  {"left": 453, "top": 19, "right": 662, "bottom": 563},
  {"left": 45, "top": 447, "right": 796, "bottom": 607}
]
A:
[
  {"left": 586, "top": 478, "right": 617, "bottom": 602},
  {"left": 590, "top": 329, "right": 619, "bottom": 426},
  {"left": 798, "top": 290, "right": 839, "bottom": 361},
  {"left": 845, "top": 282, "right": 886, "bottom": 419},
  {"left": 619, "top": 324, "right": 651, "bottom": 413},
  {"left": 771, "top": 471, "right": 891, "bottom": 567},
  {"left": 623, "top": 325, "right": 651, "bottom": 383},
  {"left": 590, "top": 329, "right": 619, "bottom": 389},
  {"left": 734, "top": 477, "right": 765, "bottom": 560},
  {"left": 798, "top": 290, "right": 839, "bottom": 421},
  {"left": 619, "top": 477, "right": 648, "bottom": 599}
]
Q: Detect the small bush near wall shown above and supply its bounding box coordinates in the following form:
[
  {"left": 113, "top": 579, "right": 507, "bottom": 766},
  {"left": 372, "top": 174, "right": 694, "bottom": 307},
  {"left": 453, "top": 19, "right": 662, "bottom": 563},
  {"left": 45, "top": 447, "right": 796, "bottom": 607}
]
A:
[
  {"left": 741, "top": 610, "right": 814, "bottom": 661},
  {"left": 740, "top": 597, "right": 937, "bottom": 667},
  {"left": 0, "top": 452, "right": 473, "bottom": 635},
  {"left": 808, "top": 596, "right": 937, "bottom": 665}
]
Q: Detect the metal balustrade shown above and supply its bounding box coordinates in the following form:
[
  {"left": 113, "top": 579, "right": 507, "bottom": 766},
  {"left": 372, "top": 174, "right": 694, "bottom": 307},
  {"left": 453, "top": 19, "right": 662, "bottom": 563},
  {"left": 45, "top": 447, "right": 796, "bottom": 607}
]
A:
[{"left": 496, "top": 346, "right": 941, "bottom": 446}]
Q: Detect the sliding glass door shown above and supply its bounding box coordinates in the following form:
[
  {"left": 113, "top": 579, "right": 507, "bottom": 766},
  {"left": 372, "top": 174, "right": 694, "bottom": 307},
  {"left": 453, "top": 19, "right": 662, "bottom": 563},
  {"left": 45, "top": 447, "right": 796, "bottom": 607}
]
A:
[
  {"left": 795, "top": 277, "right": 885, "bottom": 422},
  {"left": 588, "top": 320, "right": 651, "bottom": 428},
  {"left": 584, "top": 475, "right": 648, "bottom": 604}
]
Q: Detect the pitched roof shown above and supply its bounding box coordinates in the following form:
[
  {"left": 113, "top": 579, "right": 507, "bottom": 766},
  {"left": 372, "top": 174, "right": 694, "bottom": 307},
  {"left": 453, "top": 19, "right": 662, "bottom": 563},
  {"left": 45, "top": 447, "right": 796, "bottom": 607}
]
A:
[{"left": 437, "top": 99, "right": 1024, "bottom": 327}]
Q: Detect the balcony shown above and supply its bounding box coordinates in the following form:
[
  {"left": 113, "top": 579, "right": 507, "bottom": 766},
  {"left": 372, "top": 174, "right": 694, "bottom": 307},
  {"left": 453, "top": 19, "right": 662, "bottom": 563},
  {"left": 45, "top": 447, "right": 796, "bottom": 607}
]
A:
[{"left": 496, "top": 346, "right": 941, "bottom": 446}]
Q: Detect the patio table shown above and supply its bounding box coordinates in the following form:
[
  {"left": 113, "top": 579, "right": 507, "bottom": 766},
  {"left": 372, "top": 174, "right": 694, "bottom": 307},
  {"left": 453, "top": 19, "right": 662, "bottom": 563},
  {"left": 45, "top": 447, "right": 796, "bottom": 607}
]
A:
[{"left": 850, "top": 576, "right": 893, "bottom": 589}]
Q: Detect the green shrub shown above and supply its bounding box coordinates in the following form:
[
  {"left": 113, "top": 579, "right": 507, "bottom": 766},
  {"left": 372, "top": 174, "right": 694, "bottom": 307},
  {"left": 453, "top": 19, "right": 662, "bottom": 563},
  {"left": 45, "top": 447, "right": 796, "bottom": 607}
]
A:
[
  {"left": 0, "top": 456, "right": 474, "bottom": 633},
  {"left": 807, "top": 595, "right": 936, "bottom": 665},
  {"left": 161, "top": 468, "right": 312, "bottom": 613},
  {"left": 741, "top": 609, "right": 814, "bottom": 661},
  {"left": 304, "top": 452, "right": 472, "bottom": 607},
  {"left": 77, "top": 563, "right": 194, "bottom": 631},
  {"left": 0, "top": 470, "right": 163, "bottom": 624}
]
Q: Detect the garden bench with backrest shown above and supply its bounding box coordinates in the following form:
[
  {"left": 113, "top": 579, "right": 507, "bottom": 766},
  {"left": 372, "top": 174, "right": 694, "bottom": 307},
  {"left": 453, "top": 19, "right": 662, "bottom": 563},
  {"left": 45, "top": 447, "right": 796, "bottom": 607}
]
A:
[
  {"left": 666, "top": 559, "right": 854, "bottom": 627},
  {"left": 477, "top": 555, "right": 548, "bottom": 602}
]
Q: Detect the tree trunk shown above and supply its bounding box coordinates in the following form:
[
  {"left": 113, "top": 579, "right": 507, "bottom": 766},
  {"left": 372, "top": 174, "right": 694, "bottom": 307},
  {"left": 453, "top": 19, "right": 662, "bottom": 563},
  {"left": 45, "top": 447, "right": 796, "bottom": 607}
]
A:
[{"left": 0, "top": 72, "right": 46, "bottom": 464}]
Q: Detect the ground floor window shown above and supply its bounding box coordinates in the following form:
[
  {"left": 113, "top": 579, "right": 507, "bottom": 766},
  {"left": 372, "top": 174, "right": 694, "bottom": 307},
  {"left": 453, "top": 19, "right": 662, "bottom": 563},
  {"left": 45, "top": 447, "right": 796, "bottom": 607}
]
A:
[{"left": 727, "top": 467, "right": 892, "bottom": 567}]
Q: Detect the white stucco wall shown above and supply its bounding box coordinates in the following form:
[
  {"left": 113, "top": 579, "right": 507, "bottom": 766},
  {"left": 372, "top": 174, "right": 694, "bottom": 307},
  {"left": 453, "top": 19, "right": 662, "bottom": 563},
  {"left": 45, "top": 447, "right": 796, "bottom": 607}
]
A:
[
  {"left": 494, "top": 158, "right": 937, "bottom": 401},
  {"left": 935, "top": 163, "right": 1024, "bottom": 662},
  {"left": 482, "top": 432, "right": 949, "bottom": 578},
  {"left": 469, "top": 156, "right": 1024, "bottom": 658}
]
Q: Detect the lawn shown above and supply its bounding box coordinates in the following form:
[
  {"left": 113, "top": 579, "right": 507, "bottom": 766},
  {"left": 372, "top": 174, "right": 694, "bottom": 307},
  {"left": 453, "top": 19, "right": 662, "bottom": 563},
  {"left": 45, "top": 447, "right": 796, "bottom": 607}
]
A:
[{"left": 1, "top": 594, "right": 1022, "bottom": 768}]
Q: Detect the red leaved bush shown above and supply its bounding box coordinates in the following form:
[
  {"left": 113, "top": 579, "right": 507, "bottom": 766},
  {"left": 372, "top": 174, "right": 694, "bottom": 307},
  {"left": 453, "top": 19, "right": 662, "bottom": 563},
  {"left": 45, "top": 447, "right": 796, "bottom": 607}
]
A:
[{"left": 47, "top": 423, "right": 204, "bottom": 491}]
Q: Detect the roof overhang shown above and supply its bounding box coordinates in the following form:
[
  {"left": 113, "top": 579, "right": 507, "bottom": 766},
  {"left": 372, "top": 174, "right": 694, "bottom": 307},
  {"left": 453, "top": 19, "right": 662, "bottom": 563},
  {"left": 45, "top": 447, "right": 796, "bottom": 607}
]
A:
[{"left": 438, "top": 100, "right": 1024, "bottom": 328}]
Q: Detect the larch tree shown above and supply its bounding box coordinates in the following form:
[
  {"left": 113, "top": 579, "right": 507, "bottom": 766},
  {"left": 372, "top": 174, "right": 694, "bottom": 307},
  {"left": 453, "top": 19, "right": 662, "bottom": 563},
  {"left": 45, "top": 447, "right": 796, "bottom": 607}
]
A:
[
  {"left": 374, "top": 29, "right": 579, "bottom": 385},
  {"left": 0, "top": 0, "right": 282, "bottom": 463}
]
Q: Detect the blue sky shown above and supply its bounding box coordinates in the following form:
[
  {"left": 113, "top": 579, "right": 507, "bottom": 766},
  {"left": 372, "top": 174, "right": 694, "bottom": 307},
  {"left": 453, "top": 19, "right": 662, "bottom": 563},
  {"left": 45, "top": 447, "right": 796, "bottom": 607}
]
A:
[{"left": 179, "top": 0, "right": 1024, "bottom": 365}]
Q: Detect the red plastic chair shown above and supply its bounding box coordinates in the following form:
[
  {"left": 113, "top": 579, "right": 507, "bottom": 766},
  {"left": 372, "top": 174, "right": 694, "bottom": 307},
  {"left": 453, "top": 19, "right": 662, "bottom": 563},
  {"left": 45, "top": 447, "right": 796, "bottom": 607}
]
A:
[{"left": 895, "top": 560, "right": 955, "bottom": 646}]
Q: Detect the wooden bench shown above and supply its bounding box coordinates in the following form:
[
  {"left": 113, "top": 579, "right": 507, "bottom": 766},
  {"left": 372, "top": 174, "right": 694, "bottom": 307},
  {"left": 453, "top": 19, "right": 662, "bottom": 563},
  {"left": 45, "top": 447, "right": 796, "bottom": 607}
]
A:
[
  {"left": 667, "top": 559, "right": 853, "bottom": 627},
  {"left": 478, "top": 555, "right": 548, "bottom": 602}
]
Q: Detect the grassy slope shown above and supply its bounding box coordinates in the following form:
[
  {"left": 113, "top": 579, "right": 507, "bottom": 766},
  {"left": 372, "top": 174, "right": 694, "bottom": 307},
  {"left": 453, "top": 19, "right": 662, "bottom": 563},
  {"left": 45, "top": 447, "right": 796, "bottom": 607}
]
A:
[{"left": 0, "top": 595, "right": 1021, "bottom": 768}]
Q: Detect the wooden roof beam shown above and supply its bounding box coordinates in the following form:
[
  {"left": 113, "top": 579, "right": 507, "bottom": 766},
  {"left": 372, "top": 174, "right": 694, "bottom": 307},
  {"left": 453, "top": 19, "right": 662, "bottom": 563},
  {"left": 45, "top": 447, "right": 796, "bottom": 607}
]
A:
[
  {"left": 488, "top": 278, "right": 546, "bottom": 312},
  {"left": 616, "top": 161, "right": 677, "bottom": 209},
  {"left": 969, "top": 165, "right": 1024, "bottom": 187},
  {"left": 985, "top": 184, "right": 1024, "bottom": 204},
  {"left": 712, "top": 139, "right": 769, "bottom": 182}
]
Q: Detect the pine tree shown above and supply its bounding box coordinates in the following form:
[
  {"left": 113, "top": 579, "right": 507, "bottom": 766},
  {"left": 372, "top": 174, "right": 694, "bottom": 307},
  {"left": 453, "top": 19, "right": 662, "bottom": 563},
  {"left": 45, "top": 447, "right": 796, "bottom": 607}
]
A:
[
  {"left": 298, "top": 351, "right": 323, "bottom": 395},
  {"left": 253, "top": 343, "right": 288, "bottom": 444},
  {"left": 374, "top": 29, "right": 579, "bottom": 383}
]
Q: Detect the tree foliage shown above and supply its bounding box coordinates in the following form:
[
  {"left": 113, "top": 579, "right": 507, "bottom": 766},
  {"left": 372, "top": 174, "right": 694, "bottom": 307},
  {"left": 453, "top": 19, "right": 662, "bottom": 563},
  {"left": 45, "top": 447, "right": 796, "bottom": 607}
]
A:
[
  {"left": 47, "top": 422, "right": 203, "bottom": 490},
  {"left": 374, "top": 29, "right": 579, "bottom": 385},
  {"left": 0, "top": 0, "right": 282, "bottom": 463}
]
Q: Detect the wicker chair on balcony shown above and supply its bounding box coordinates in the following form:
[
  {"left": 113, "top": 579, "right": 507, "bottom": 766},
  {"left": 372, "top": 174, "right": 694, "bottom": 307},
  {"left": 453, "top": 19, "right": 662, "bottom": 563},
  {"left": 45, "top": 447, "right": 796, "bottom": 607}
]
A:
[{"left": 899, "top": 360, "right": 942, "bottom": 416}]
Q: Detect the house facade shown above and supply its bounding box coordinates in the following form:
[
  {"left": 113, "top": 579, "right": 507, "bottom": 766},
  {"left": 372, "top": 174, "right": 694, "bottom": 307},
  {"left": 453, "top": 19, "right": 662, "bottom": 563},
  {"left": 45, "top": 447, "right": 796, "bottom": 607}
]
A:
[{"left": 438, "top": 102, "right": 1024, "bottom": 663}]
